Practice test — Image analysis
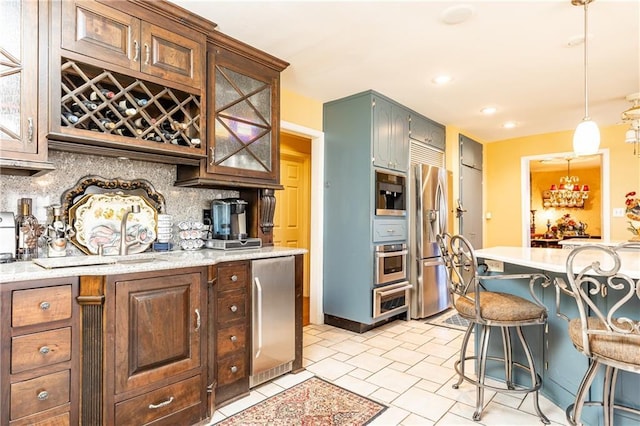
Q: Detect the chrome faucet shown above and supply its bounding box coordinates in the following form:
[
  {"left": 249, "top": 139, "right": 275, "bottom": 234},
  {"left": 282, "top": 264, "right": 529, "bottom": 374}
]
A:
[{"left": 119, "top": 205, "right": 141, "bottom": 255}]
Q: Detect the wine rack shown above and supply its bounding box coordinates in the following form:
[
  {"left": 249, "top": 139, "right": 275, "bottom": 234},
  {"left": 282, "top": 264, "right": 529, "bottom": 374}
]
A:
[{"left": 59, "top": 59, "right": 202, "bottom": 150}]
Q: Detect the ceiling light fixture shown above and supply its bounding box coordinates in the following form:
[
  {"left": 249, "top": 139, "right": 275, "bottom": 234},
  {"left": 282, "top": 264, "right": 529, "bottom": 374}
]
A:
[
  {"left": 572, "top": 0, "right": 600, "bottom": 156},
  {"left": 548, "top": 158, "right": 589, "bottom": 208},
  {"left": 503, "top": 121, "right": 517, "bottom": 129},
  {"left": 481, "top": 106, "right": 497, "bottom": 115},
  {"left": 432, "top": 75, "right": 452, "bottom": 85},
  {"left": 622, "top": 93, "right": 640, "bottom": 155}
]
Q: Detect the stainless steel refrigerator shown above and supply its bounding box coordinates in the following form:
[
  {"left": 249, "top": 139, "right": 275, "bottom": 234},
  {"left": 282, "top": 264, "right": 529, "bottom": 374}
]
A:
[{"left": 409, "top": 164, "right": 451, "bottom": 318}]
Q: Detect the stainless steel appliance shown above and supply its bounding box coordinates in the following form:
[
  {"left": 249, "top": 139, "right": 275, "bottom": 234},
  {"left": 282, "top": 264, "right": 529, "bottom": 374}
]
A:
[
  {"left": 250, "top": 256, "right": 295, "bottom": 387},
  {"left": 409, "top": 164, "right": 450, "bottom": 318},
  {"left": 374, "top": 243, "right": 408, "bottom": 286},
  {"left": 211, "top": 198, "right": 248, "bottom": 240},
  {"left": 373, "top": 280, "right": 412, "bottom": 319},
  {"left": 375, "top": 170, "right": 406, "bottom": 216}
]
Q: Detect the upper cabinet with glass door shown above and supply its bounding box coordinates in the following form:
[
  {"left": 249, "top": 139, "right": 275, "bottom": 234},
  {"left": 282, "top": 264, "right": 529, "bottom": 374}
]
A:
[
  {"left": 176, "top": 33, "right": 288, "bottom": 188},
  {"left": 0, "top": 0, "right": 53, "bottom": 175}
]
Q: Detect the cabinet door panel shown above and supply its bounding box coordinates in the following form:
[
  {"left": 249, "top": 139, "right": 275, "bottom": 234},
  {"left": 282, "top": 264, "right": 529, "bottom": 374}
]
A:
[
  {"left": 61, "top": 0, "right": 139, "bottom": 71},
  {"left": 141, "top": 22, "right": 203, "bottom": 89},
  {"left": 373, "top": 97, "right": 392, "bottom": 169},
  {"left": 114, "top": 272, "right": 202, "bottom": 394}
]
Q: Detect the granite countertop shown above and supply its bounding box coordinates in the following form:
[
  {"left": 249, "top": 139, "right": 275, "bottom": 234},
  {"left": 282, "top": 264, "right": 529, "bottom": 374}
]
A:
[
  {"left": 0, "top": 247, "right": 306, "bottom": 284},
  {"left": 476, "top": 246, "right": 640, "bottom": 279}
]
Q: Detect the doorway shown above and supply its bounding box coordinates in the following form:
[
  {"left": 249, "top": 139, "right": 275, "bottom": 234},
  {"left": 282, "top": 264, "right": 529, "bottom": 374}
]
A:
[{"left": 520, "top": 150, "right": 611, "bottom": 245}]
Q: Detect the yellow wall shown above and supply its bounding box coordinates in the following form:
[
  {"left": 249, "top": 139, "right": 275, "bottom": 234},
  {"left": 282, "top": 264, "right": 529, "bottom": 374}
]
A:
[
  {"left": 485, "top": 124, "right": 640, "bottom": 246},
  {"left": 531, "top": 166, "right": 601, "bottom": 237},
  {"left": 281, "top": 88, "right": 323, "bottom": 131}
]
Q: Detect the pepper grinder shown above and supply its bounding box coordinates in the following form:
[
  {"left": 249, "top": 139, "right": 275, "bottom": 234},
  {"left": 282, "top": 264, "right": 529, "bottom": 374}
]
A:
[
  {"left": 16, "top": 198, "right": 40, "bottom": 260},
  {"left": 46, "top": 205, "right": 69, "bottom": 258}
]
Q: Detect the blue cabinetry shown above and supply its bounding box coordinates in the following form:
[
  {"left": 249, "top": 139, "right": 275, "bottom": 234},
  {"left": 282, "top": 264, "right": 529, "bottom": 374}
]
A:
[{"left": 410, "top": 113, "right": 445, "bottom": 152}]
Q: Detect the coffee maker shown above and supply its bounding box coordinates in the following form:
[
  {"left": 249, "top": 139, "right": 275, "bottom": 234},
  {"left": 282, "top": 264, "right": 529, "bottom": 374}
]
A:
[{"left": 210, "top": 199, "right": 260, "bottom": 250}]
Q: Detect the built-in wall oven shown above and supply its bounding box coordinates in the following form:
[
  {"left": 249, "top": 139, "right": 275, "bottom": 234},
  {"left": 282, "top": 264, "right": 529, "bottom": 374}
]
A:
[{"left": 373, "top": 243, "right": 411, "bottom": 319}]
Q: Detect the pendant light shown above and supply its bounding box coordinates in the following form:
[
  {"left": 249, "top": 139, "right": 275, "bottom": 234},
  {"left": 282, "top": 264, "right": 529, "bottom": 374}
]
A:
[{"left": 572, "top": 0, "right": 600, "bottom": 156}]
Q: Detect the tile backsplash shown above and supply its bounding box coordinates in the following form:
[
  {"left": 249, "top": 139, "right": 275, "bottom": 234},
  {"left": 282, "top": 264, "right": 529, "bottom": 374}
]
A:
[{"left": 1, "top": 151, "right": 237, "bottom": 229}]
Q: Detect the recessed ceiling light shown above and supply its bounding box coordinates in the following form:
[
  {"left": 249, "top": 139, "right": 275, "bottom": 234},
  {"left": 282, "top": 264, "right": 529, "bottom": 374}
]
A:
[
  {"left": 502, "top": 121, "right": 517, "bottom": 129},
  {"left": 440, "top": 5, "right": 476, "bottom": 25},
  {"left": 481, "top": 106, "right": 497, "bottom": 115},
  {"left": 432, "top": 75, "right": 452, "bottom": 85}
]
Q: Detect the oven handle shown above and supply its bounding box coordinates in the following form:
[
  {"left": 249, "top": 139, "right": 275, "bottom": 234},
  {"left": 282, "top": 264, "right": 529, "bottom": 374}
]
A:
[
  {"left": 376, "top": 249, "right": 408, "bottom": 258},
  {"left": 377, "top": 282, "right": 412, "bottom": 297}
]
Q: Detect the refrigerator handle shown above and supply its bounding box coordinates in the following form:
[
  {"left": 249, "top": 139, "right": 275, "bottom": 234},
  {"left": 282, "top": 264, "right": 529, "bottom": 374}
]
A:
[
  {"left": 436, "top": 179, "right": 448, "bottom": 236},
  {"left": 254, "top": 277, "right": 263, "bottom": 358}
]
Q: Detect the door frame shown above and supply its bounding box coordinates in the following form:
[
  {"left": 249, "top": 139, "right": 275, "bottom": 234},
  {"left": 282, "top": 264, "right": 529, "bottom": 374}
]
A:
[
  {"left": 520, "top": 149, "right": 611, "bottom": 245},
  {"left": 281, "top": 121, "right": 324, "bottom": 324}
]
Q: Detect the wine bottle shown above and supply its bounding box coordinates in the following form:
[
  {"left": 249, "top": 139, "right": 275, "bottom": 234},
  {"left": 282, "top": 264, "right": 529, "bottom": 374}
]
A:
[
  {"left": 133, "top": 117, "right": 156, "bottom": 129},
  {"left": 71, "top": 100, "right": 98, "bottom": 114},
  {"left": 114, "top": 127, "right": 136, "bottom": 137},
  {"left": 117, "top": 100, "right": 137, "bottom": 117},
  {"left": 143, "top": 132, "right": 162, "bottom": 142},
  {"left": 16, "top": 198, "right": 40, "bottom": 260},
  {"left": 89, "top": 118, "right": 116, "bottom": 131},
  {"left": 132, "top": 96, "right": 148, "bottom": 107},
  {"left": 89, "top": 88, "right": 115, "bottom": 102},
  {"left": 61, "top": 111, "right": 79, "bottom": 124}
]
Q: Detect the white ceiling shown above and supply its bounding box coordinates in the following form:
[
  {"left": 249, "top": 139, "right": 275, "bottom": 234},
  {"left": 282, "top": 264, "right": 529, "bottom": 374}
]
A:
[{"left": 172, "top": 0, "right": 640, "bottom": 143}]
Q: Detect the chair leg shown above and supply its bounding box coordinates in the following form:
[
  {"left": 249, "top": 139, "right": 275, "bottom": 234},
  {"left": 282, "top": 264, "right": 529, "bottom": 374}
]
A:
[
  {"left": 568, "top": 359, "right": 600, "bottom": 426},
  {"left": 453, "top": 322, "right": 474, "bottom": 389},
  {"left": 603, "top": 366, "right": 618, "bottom": 426},
  {"left": 501, "top": 327, "right": 514, "bottom": 390},
  {"left": 515, "top": 326, "right": 550, "bottom": 424},
  {"left": 473, "top": 324, "right": 491, "bottom": 421}
]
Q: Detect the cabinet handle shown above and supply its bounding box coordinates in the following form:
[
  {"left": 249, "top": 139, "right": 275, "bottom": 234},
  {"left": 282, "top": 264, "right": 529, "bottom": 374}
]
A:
[
  {"left": 194, "top": 308, "right": 201, "bottom": 331},
  {"left": 148, "top": 396, "right": 174, "bottom": 409},
  {"left": 144, "top": 43, "right": 150, "bottom": 65},
  {"left": 230, "top": 335, "right": 237, "bottom": 342},
  {"left": 27, "top": 117, "right": 34, "bottom": 143},
  {"left": 231, "top": 274, "right": 238, "bottom": 282},
  {"left": 229, "top": 304, "right": 238, "bottom": 313},
  {"left": 209, "top": 147, "right": 215, "bottom": 165},
  {"left": 37, "top": 391, "right": 49, "bottom": 401},
  {"left": 133, "top": 40, "right": 139, "bottom": 62},
  {"left": 230, "top": 365, "right": 238, "bottom": 373},
  {"left": 39, "top": 301, "right": 50, "bottom": 310},
  {"left": 39, "top": 346, "right": 50, "bottom": 355}
]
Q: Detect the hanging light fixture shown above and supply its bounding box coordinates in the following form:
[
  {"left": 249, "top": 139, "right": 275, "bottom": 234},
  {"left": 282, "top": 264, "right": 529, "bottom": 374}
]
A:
[
  {"left": 549, "top": 158, "right": 589, "bottom": 208},
  {"left": 572, "top": 0, "right": 600, "bottom": 156},
  {"left": 622, "top": 92, "right": 640, "bottom": 156}
]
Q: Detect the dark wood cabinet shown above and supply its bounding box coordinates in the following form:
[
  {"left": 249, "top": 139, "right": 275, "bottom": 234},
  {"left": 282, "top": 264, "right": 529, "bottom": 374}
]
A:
[
  {"left": 0, "top": 0, "right": 54, "bottom": 176},
  {"left": 176, "top": 32, "right": 289, "bottom": 189},
  {"left": 209, "top": 261, "right": 251, "bottom": 406},
  {"left": 0, "top": 277, "right": 80, "bottom": 425},
  {"left": 104, "top": 268, "right": 208, "bottom": 426}
]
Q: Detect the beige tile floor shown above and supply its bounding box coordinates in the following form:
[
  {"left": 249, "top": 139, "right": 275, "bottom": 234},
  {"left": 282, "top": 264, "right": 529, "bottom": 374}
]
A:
[{"left": 209, "top": 319, "right": 569, "bottom": 425}]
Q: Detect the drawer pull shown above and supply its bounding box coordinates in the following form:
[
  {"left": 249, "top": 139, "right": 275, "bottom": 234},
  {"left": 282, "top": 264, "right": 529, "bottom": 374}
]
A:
[
  {"left": 230, "top": 335, "right": 237, "bottom": 342},
  {"left": 229, "top": 305, "right": 238, "bottom": 313},
  {"left": 39, "top": 301, "right": 50, "bottom": 310},
  {"left": 39, "top": 346, "right": 50, "bottom": 355},
  {"left": 231, "top": 274, "right": 238, "bottom": 282},
  {"left": 230, "top": 365, "right": 238, "bottom": 373},
  {"left": 194, "top": 308, "right": 201, "bottom": 331},
  {"left": 148, "top": 396, "right": 174, "bottom": 410},
  {"left": 37, "top": 391, "right": 49, "bottom": 401}
]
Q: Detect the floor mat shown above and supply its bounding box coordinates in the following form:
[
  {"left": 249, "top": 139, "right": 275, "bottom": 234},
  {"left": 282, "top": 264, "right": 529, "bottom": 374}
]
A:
[{"left": 424, "top": 308, "right": 470, "bottom": 331}]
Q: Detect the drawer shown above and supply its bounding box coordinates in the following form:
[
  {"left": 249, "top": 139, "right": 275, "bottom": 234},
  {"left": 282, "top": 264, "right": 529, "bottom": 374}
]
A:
[
  {"left": 12, "top": 328, "right": 72, "bottom": 374},
  {"left": 217, "top": 352, "right": 246, "bottom": 386},
  {"left": 12, "top": 286, "right": 72, "bottom": 328},
  {"left": 216, "top": 290, "right": 247, "bottom": 324},
  {"left": 216, "top": 324, "right": 246, "bottom": 358},
  {"left": 10, "top": 370, "right": 70, "bottom": 420},
  {"left": 217, "top": 263, "right": 248, "bottom": 292},
  {"left": 10, "top": 410, "right": 69, "bottom": 426},
  {"left": 373, "top": 218, "right": 407, "bottom": 243},
  {"left": 115, "top": 375, "right": 201, "bottom": 426}
]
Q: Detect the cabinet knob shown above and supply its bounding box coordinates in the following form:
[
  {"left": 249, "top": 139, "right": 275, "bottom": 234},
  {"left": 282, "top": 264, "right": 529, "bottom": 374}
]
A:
[
  {"left": 229, "top": 305, "right": 238, "bottom": 313},
  {"left": 37, "top": 391, "right": 49, "bottom": 401},
  {"left": 39, "top": 346, "right": 50, "bottom": 355},
  {"left": 230, "top": 365, "right": 238, "bottom": 373},
  {"left": 39, "top": 301, "right": 50, "bottom": 310},
  {"left": 230, "top": 335, "right": 237, "bottom": 342},
  {"left": 231, "top": 274, "right": 238, "bottom": 282}
]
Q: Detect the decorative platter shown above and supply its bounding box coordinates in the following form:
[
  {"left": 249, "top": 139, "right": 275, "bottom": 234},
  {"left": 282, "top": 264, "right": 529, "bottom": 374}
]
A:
[{"left": 68, "top": 193, "right": 157, "bottom": 255}]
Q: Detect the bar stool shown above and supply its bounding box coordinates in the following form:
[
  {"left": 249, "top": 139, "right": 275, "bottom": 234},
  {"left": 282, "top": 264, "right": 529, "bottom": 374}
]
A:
[
  {"left": 555, "top": 243, "right": 640, "bottom": 425},
  {"left": 440, "top": 234, "right": 550, "bottom": 423}
]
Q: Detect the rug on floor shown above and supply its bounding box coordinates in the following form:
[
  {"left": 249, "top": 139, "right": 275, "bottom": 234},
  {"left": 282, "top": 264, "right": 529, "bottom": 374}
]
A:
[
  {"left": 424, "top": 308, "right": 470, "bottom": 331},
  {"left": 216, "top": 377, "right": 387, "bottom": 425}
]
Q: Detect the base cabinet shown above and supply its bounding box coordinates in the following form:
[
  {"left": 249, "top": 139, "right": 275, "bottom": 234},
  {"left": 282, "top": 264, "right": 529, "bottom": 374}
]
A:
[
  {"left": 0, "top": 278, "right": 79, "bottom": 425},
  {"left": 210, "top": 261, "right": 251, "bottom": 406},
  {"left": 104, "top": 268, "right": 208, "bottom": 426}
]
